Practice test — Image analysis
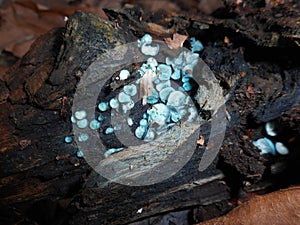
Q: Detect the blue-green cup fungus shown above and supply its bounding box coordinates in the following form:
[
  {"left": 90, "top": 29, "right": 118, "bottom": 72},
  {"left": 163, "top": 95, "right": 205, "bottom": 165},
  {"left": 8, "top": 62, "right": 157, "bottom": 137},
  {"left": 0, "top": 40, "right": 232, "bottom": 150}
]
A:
[
  {"left": 166, "top": 91, "right": 186, "bottom": 107},
  {"left": 124, "top": 84, "right": 137, "bottom": 96},
  {"left": 109, "top": 98, "right": 119, "bottom": 109},
  {"left": 64, "top": 136, "right": 73, "bottom": 143},
  {"left": 76, "top": 118, "right": 88, "bottom": 129},
  {"left": 98, "top": 102, "right": 109, "bottom": 111},
  {"left": 190, "top": 37, "right": 204, "bottom": 53},
  {"left": 138, "top": 34, "right": 160, "bottom": 56},
  {"left": 157, "top": 64, "right": 172, "bottom": 81},
  {"left": 135, "top": 126, "right": 147, "bottom": 139},
  {"left": 89, "top": 119, "right": 101, "bottom": 130},
  {"left": 171, "top": 68, "right": 181, "bottom": 80},
  {"left": 78, "top": 133, "right": 89, "bottom": 142},
  {"left": 74, "top": 110, "right": 87, "bottom": 120},
  {"left": 159, "top": 86, "right": 175, "bottom": 103},
  {"left": 76, "top": 150, "right": 84, "bottom": 158},
  {"left": 118, "top": 92, "right": 131, "bottom": 103},
  {"left": 119, "top": 69, "right": 130, "bottom": 80},
  {"left": 105, "top": 127, "right": 114, "bottom": 135},
  {"left": 253, "top": 137, "right": 276, "bottom": 155}
]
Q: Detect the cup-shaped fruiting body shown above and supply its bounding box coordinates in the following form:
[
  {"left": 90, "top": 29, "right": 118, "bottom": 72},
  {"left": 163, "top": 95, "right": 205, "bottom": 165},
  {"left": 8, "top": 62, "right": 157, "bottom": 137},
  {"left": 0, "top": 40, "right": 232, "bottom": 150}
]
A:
[
  {"left": 119, "top": 69, "right": 130, "bottom": 80},
  {"left": 156, "top": 80, "right": 171, "bottom": 92},
  {"left": 98, "top": 102, "right": 109, "bottom": 111},
  {"left": 265, "top": 121, "right": 277, "bottom": 136},
  {"left": 138, "top": 34, "right": 160, "bottom": 56},
  {"left": 76, "top": 150, "right": 84, "bottom": 158},
  {"left": 183, "top": 82, "right": 192, "bottom": 91},
  {"left": 135, "top": 126, "right": 147, "bottom": 139},
  {"left": 138, "top": 34, "right": 152, "bottom": 47},
  {"left": 109, "top": 98, "right": 119, "bottom": 109},
  {"left": 167, "top": 91, "right": 186, "bottom": 107},
  {"left": 124, "top": 84, "right": 137, "bottom": 96},
  {"left": 275, "top": 142, "right": 289, "bottom": 155},
  {"left": 78, "top": 133, "right": 89, "bottom": 142},
  {"left": 147, "top": 103, "right": 170, "bottom": 127},
  {"left": 159, "top": 87, "right": 175, "bottom": 103},
  {"left": 118, "top": 92, "right": 131, "bottom": 103},
  {"left": 98, "top": 115, "right": 104, "bottom": 121},
  {"left": 171, "top": 68, "right": 181, "bottom": 80},
  {"left": 190, "top": 37, "right": 204, "bottom": 53},
  {"left": 139, "top": 119, "right": 148, "bottom": 127},
  {"left": 77, "top": 118, "right": 88, "bottom": 129},
  {"left": 89, "top": 119, "right": 100, "bottom": 130},
  {"left": 105, "top": 127, "right": 114, "bottom": 134},
  {"left": 158, "top": 64, "right": 172, "bottom": 81},
  {"left": 253, "top": 137, "right": 276, "bottom": 155},
  {"left": 127, "top": 117, "right": 134, "bottom": 126},
  {"left": 104, "top": 147, "right": 125, "bottom": 158},
  {"left": 64, "top": 136, "right": 73, "bottom": 143},
  {"left": 147, "top": 57, "right": 158, "bottom": 69},
  {"left": 74, "top": 110, "right": 87, "bottom": 120}
]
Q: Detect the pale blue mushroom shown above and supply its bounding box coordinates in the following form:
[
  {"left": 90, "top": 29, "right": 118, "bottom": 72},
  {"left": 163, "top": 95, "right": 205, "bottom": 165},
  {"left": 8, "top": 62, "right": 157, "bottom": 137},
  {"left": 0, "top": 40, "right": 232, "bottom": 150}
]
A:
[
  {"left": 138, "top": 34, "right": 159, "bottom": 56},
  {"left": 89, "top": 119, "right": 101, "bottom": 130},
  {"left": 70, "top": 115, "right": 77, "bottom": 123},
  {"left": 183, "top": 82, "right": 192, "bottom": 91},
  {"left": 275, "top": 142, "right": 289, "bottom": 155},
  {"left": 156, "top": 80, "right": 171, "bottom": 92},
  {"left": 122, "top": 100, "right": 135, "bottom": 113},
  {"left": 141, "top": 44, "right": 160, "bottom": 56},
  {"left": 119, "top": 69, "right": 130, "bottom": 80},
  {"left": 190, "top": 37, "right": 204, "bottom": 53},
  {"left": 64, "top": 136, "right": 73, "bottom": 143},
  {"left": 98, "top": 115, "right": 104, "bottom": 121},
  {"left": 98, "top": 102, "right": 109, "bottom": 111},
  {"left": 76, "top": 150, "right": 84, "bottom": 158},
  {"left": 74, "top": 110, "right": 87, "bottom": 120},
  {"left": 158, "top": 64, "right": 172, "bottom": 81},
  {"left": 104, "top": 147, "right": 125, "bottom": 158},
  {"left": 253, "top": 137, "right": 276, "bottom": 155},
  {"left": 167, "top": 91, "right": 186, "bottom": 107},
  {"left": 105, "top": 127, "right": 114, "bottom": 134},
  {"left": 171, "top": 68, "right": 181, "bottom": 80},
  {"left": 127, "top": 117, "right": 134, "bottom": 126},
  {"left": 78, "top": 133, "right": 89, "bottom": 142},
  {"left": 135, "top": 126, "right": 147, "bottom": 139},
  {"left": 118, "top": 92, "right": 131, "bottom": 103},
  {"left": 139, "top": 119, "right": 148, "bottom": 127},
  {"left": 147, "top": 103, "right": 170, "bottom": 126},
  {"left": 147, "top": 89, "right": 159, "bottom": 104},
  {"left": 159, "top": 87, "right": 175, "bottom": 103},
  {"left": 147, "top": 57, "right": 158, "bottom": 69},
  {"left": 77, "top": 118, "right": 88, "bottom": 129},
  {"left": 109, "top": 98, "right": 119, "bottom": 109},
  {"left": 124, "top": 84, "right": 137, "bottom": 96},
  {"left": 138, "top": 34, "right": 152, "bottom": 47}
]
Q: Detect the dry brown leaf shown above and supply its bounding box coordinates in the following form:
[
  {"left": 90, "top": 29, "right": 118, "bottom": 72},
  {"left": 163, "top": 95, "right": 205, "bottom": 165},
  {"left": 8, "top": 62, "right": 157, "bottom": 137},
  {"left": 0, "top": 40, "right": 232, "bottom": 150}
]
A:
[
  {"left": 0, "top": 1, "right": 108, "bottom": 58},
  {"left": 197, "top": 135, "right": 205, "bottom": 145},
  {"left": 196, "top": 186, "right": 300, "bottom": 225},
  {"left": 164, "top": 33, "right": 188, "bottom": 49}
]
